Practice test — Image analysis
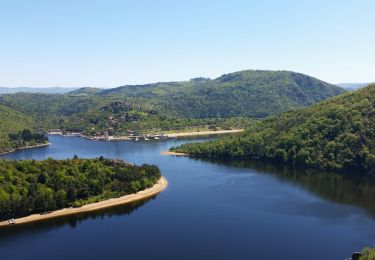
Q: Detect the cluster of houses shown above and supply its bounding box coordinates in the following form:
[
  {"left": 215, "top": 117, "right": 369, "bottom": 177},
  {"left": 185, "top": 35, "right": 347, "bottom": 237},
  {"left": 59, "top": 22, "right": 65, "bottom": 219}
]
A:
[
  {"left": 48, "top": 129, "right": 176, "bottom": 141},
  {"left": 101, "top": 101, "right": 145, "bottom": 126},
  {"left": 127, "top": 133, "right": 175, "bottom": 141}
]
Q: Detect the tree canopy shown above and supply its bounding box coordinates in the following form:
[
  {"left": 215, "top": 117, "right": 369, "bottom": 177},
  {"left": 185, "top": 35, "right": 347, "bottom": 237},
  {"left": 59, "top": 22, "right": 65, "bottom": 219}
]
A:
[
  {"left": 172, "top": 84, "right": 375, "bottom": 174},
  {"left": 0, "top": 157, "right": 161, "bottom": 221},
  {"left": 100, "top": 70, "right": 345, "bottom": 118},
  {"left": 0, "top": 104, "right": 47, "bottom": 153}
]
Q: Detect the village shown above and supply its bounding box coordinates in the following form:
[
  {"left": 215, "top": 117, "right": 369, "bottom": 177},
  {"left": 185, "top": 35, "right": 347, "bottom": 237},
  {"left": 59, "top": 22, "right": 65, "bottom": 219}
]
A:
[{"left": 48, "top": 129, "right": 177, "bottom": 141}]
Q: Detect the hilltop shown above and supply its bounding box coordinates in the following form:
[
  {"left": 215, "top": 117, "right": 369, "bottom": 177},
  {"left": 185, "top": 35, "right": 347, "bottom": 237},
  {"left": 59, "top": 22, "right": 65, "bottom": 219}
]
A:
[
  {"left": 69, "top": 87, "right": 103, "bottom": 96},
  {"left": 98, "top": 70, "right": 345, "bottom": 118}
]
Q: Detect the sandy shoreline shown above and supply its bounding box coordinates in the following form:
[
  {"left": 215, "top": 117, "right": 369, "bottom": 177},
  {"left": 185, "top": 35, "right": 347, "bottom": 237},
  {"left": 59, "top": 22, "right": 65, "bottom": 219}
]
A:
[
  {"left": 71, "top": 129, "right": 243, "bottom": 142},
  {"left": 160, "top": 151, "right": 187, "bottom": 156},
  {"left": 166, "top": 129, "right": 243, "bottom": 137},
  {"left": 110, "top": 136, "right": 132, "bottom": 141},
  {"left": 0, "top": 176, "right": 168, "bottom": 227},
  {"left": 0, "top": 142, "right": 50, "bottom": 155}
]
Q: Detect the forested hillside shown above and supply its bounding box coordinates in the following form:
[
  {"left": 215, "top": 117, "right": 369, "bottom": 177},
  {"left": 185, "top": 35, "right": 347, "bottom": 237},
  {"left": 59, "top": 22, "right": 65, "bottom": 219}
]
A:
[
  {"left": 100, "top": 70, "right": 345, "bottom": 118},
  {"left": 0, "top": 157, "right": 161, "bottom": 220},
  {"left": 0, "top": 104, "right": 47, "bottom": 153},
  {"left": 0, "top": 70, "right": 345, "bottom": 136},
  {"left": 0, "top": 93, "right": 109, "bottom": 131},
  {"left": 0, "top": 93, "right": 251, "bottom": 135},
  {"left": 172, "top": 84, "right": 375, "bottom": 174},
  {"left": 68, "top": 87, "right": 102, "bottom": 96}
]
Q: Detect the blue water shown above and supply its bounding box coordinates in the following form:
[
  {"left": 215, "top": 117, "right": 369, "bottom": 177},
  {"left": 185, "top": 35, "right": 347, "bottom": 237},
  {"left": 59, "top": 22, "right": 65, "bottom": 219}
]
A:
[{"left": 0, "top": 135, "right": 375, "bottom": 260}]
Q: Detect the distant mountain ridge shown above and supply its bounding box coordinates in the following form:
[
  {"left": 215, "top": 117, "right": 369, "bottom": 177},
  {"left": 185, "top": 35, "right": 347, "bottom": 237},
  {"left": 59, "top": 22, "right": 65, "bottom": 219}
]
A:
[
  {"left": 337, "top": 83, "right": 371, "bottom": 90},
  {"left": 68, "top": 87, "right": 103, "bottom": 96},
  {"left": 0, "top": 87, "right": 79, "bottom": 94}
]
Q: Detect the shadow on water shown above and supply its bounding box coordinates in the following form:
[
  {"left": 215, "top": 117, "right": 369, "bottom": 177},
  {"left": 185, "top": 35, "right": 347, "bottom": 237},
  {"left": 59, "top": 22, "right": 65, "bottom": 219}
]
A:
[
  {"left": 195, "top": 157, "right": 375, "bottom": 217},
  {"left": 0, "top": 196, "right": 157, "bottom": 239}
]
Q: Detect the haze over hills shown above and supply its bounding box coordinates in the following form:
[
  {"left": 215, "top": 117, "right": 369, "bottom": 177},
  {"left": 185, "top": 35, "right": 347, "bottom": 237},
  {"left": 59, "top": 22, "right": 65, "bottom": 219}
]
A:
[
  {"left": 173, "top": 84, "right": 375, "bottom": 174},
  {"left": 0, "top": 87, "right": 79, "bottom": 94},
  {"left": 337, "top": 83, "right": 372, "bottom": 90}
]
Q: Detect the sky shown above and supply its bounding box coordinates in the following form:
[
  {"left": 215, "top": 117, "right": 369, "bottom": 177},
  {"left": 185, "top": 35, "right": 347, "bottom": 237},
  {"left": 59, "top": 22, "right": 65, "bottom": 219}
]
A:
[{"left": 1, "top": 0, "right": 374, "bottom": 88}]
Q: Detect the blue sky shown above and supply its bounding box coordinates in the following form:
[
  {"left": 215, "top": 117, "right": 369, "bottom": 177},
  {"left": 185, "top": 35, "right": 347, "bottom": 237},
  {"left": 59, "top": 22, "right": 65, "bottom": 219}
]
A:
[{"left": 1, "top": 0, "right": 374, "bottom": 87}]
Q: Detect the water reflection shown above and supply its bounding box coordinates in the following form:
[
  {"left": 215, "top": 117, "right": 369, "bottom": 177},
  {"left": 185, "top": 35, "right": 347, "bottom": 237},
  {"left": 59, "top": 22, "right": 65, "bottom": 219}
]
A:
[
  {"left": 0, "top": 196, "right": 156, "bottom": 239},
  {"left": 196, "top": 157, "right": 375, "bottom": 217}
]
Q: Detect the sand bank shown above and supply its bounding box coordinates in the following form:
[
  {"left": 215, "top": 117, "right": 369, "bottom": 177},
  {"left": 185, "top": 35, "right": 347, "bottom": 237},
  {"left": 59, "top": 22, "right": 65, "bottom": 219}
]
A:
[
  {"left": 166, "top": 129, "right": 243, "bottom": 138},
  {"left": 160, "top": 151, "right": 187, "bottom": 156},
  {"left": 0, "top": 176, "right": 168, "bottom": 227}
]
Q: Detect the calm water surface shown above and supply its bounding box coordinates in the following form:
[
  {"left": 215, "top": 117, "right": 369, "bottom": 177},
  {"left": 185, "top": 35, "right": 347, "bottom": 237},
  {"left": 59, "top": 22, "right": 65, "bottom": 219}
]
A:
[{"left": 1, "top": 135, "right": 375, "bottom": 260}]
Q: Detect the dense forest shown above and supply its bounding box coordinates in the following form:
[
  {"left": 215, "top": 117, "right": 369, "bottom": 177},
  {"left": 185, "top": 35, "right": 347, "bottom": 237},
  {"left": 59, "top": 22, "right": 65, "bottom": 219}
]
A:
[
  {"left": 171, "top": 84, "right": 375, "bottom": 174},
  {"left": 0, "top": 104, "right": 48, "bottom": 153},
  {"left": 0, "top": 70, "right": 344, "bottom": 137},
  {"left": 100, "top": 70, "right": 345, "bottom": 118},
  {"left": 0, "top": 93, "right": 254, "bottom": 135},
  {"left": 0, "top": 157, "right": 161, "bottom": 221}
]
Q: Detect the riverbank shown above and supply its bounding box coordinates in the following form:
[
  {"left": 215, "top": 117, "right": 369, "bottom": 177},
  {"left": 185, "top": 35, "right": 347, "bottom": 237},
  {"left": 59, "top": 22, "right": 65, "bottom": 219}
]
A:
[
  {"left": 160, "top": 151, "right": 187, "bottom": 156},
  {"left": 165, "top": 129, "right": 243, "bottom": 137},
  {"left": 0, "top": 142, "right": 50, "bottom": 155},
  {"left": 76, "top": 129, "right": 244, "bottom": 142},
  {"left": 0, "top": 176, "right": 168, "bottom": 227}
]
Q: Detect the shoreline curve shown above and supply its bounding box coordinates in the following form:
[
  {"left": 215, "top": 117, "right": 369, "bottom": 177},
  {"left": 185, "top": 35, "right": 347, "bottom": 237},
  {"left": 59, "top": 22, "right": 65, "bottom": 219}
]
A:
[
  {"left": 0, "top": 176, "right": 168, "bottom": 227},
  {"left": 0, "top": 142, "right": 50, "bottom": 155},
  {"left": 165, "top": 129, "right": 243, "bottom": 138}
]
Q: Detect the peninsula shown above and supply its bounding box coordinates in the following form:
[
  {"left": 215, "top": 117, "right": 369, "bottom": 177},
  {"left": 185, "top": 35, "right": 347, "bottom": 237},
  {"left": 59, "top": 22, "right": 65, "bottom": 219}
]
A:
[
  {"left": 0, "top": 176, "right": 167, "bottom": 227},
  {"left": 0, "top": 157, "right": 165, "bottom": 225}
]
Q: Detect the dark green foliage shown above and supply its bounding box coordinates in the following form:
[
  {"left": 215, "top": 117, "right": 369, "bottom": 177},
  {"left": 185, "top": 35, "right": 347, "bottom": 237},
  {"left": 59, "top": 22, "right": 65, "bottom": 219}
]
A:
[
  {"left": 100, "top": 70, "right": 345, "bottom": 118},
  {"left": 172, "top": 85, "right": 375, "bottom": 174},
  {"left": 68, "top": 87, "right": 102, "bottom": 96},
  {"left": 0, "top": 158, "right": 161, "bottom": 221},
  {"left": 360, "top": 247, "right": 375, "bottom": 259},
  {"left": 8, "top": 129, "right": 48, "bottom": 148},
  {"left": 0, "top": 92, "right": 254, "bottom": 135},
  {"left": 0, "top": 104, "right": 47, "bottom": 153}
]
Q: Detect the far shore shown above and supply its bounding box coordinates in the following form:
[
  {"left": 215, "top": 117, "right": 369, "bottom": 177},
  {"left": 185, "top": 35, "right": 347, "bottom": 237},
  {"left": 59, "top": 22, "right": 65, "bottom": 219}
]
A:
[
  {"left": 51, "top": 129, "right": 244, "bottom": 142},
  {"left": 0, "top": 176, "right": 168, "bottom": 227},
  {"left": 0, "top": 142, "right": 50, "bottom": 155},
  {"left": 165, "top": 129, "right": 243, "bottom": 137},
  {"left": 105, "top": 129, "right": 244, "bottom": 140},
  {"left": 107, "top": 129, "right": 243, "bottom": 141}
]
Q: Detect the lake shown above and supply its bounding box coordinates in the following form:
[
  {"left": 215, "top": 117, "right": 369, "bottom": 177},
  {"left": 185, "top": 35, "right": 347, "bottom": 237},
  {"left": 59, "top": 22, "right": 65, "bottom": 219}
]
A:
[{"left": 1, "top": 135, "right": 375, "bottom": 260}]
